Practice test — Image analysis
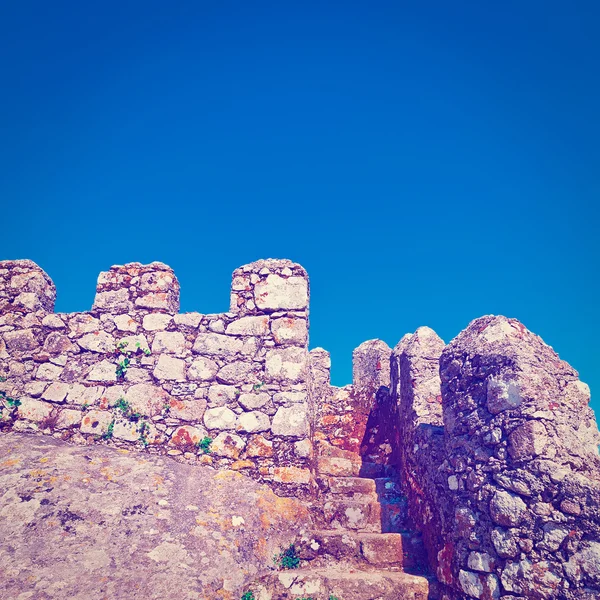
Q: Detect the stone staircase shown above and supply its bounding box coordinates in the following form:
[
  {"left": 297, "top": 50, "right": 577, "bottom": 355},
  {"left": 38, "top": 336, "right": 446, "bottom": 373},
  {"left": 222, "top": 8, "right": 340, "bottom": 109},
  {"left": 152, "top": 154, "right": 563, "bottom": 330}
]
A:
[{"left": 253, "top": 445, "right": 435, "bottom": 599}]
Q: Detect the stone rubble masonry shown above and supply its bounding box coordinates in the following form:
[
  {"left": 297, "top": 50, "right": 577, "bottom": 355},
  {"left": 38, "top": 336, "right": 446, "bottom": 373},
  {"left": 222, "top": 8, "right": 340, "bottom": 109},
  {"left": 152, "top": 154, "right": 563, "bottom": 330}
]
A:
[
  {"left": 435, "top": 315, "right": 600, "bottom": 600},
  {"left": 0, "top": 258, "right": 312, "bottom": 497},
  {"left": 313, "top": 338, "right": 400, "bottom": 484},
  {"left": 391, "top": 326, "right": 447, "bottom": 577}
]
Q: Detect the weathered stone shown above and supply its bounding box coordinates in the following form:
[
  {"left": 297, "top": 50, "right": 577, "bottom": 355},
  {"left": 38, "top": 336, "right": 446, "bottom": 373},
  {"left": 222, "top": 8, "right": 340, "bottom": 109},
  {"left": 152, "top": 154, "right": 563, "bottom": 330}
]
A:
[
  {"left": 192, "top": 333, "right": 243, "bottom": 356},
  {"left": 43, "top": 332, "right": 76, "bottom": 354},
  {"left": 88, "top": 360, "right": 117, "bottom": 383},
  {"left": 246, "top": 435, "right": 274, "bottom": 457},
  {"left": 236, "top": 411, "right": 270, "bottom": 433},
  {"left": 211, "top": 432, "right": 245, "bottom": 459},
  {"left": 459, "top": 570, "right": 500, "bottom": 599},
  {"left": 537, "top": 522, "right": 569, "bottom": 552},
  {"left": 254, "top": 274, "right": 308, "bottom": 310},
  {"left": 208, "top": 319, "right": 225, "bottom": 333},
  {"left": 142, "top": 313, "right": 172, "bottom": 331},
  {"left": 231, "top": 275, "right": 251, "bottom": 291},
  {"left": 353, "top": 338, "right": 392, "bottom": 395},
  {"left": 272, "top": 391, "right": 306, "bottom": 405},
  {"left": 271, "top": 318, "right": 307, "bottom": 346},
  {"left": 68, "top": 314, "right": 101, "bottom": 336},
  {"left": 113, "top": 314, "right": 138, "bottom": 332},
  {"left": 94, "top": 289, "right": 132, "bottom": 312},
  {"left": 4, "top": 329, "right": 38, "bottom": 351},
  {"left": 203, "top": 406, "right": 237, "bottom": 430},
  {"left": 271, "top": 405, "right": 308, "bottom": 437},
  {"left": 468, "top": 551, "right": 494, "bottom": 573},
  {"left": 41, "top": 382, "right": 70, "bottom": 403},
  {"left": 225, "top": 316, "right": 269, "bottom": 336},
  {"left": 151, "top": 331, "right": 185, "bottom": 355},
  {"left": 78, "top": 331, "right": 114, "bottom": 353},
  {"left": 125, "top": 384, "right": 170, "bottom": 417},
  {"left": 153, "top": 355, "right": 185, "bottom": 381},
  {"left": 118, "top": 334, "right": 150, "bottom": 354},
  {"left": 17, "top": 398, "right": 53, "bottom": 422},
  {"left": 42, "top": 314, "right": 65, "bottom": 329},
  {"left": 508, "top": 420, "right": 548, "bottom": 460},
  {"left": 100, "top": 386, "right": 126, "bottom": 408},
  {"left": 24, "top": 381, "right": 47, "bottom": 398},
  {"left": 265, "top": 347, "right": 306, "bottom": 383},
  {"left": 14, "top": 292, "right": 44, "bottom": 310},
  {"left": 169, "top": 425, "right": 205, "bottom": 448},
  {"left": 56, "top": 409, "right": 82, "bottom": 429},
  {"left": 173, "top": 313, "right": 202, "bottom": 328},
  {"left": 499, "top": 558, "right": 562, "bottom": 596},
  {"left": 490, "top": 490, "right": 527, "bottom": 527},
  {"left": 491, "top": 528, "right": 519, "bottom": 558},
  {"left": 294, "top": 439, "right": 312, "bottom": 458},
  {"left": 36, "top": 363, "right": 64, "bottom": 381},
  {"left": 238, "top": 392, "right": 270, "bottom": 410},
  {"left": 111, "top": 420, "right": 143, "bottom": 442},
  {"left": 272, "top": 467, "right": 311, "bottom": 484},
  {"left": 167, "top": 399, "right": 207, "bottom": 422},
  {"left": 66, "top": 384, "right": 105, "bottom": 406},
  {"left": 487, "top": 377, "right": 523, "bottom": 414},
  {"left": 359, "top": 534, "right": 403, "bottom": 565},
  {"left": 207, "top": 384, "right": 238, "bottom": 407},
  {"left": 188, "top": 357, "right": 219, "bottom": 381},
  {"left": 80, "top": 410, "right": 113, "bottom": 435},
  {"left": 216, "top": 361, "right": 256, "bottom": 385},
  {"left": 566, "top": 542, "right": 600, "bottom": 585}
]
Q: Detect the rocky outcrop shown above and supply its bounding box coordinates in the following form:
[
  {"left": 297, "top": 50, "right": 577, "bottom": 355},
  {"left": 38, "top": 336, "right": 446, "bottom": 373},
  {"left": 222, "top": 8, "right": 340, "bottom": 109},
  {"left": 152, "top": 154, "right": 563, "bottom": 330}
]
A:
[{"left": 0, "top": 431, "right": 311, "bottom": 599}]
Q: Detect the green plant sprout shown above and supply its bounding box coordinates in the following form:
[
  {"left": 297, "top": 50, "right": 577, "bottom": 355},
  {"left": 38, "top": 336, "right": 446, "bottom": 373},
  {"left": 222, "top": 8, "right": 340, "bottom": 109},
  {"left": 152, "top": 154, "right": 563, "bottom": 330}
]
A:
[
  {"left": 114, "top": 340, "right": 151, "bottom": 380},
  {"left": 138, "top": 420, "right": 150, "bottom": 447},
  {"left": 102, "top": 420, "right": 115, "bottom": 440},
  {"left": 196, "top": 436, "right": 212, "bottom": 454},
  {"left": 273, "top": 544, "right": 300, "bottom": 570}
]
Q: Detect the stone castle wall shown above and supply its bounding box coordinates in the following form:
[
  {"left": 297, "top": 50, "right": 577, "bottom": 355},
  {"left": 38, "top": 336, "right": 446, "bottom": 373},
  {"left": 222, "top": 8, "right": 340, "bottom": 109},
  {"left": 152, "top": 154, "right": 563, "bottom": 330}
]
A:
[
  {"left": 2, "top": 258, "right": 600, "bottom": 598},
  {"left": 394, "top": 317, "right": 600, "bottom": 600},
  {"left": 0, "top": 259, "right": 313, "bottom": 496}
]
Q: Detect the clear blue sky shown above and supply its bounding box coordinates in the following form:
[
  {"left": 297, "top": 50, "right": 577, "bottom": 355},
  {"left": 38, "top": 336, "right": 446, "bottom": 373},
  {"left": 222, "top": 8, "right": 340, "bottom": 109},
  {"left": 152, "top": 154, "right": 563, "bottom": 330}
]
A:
[{"left": 1, "top": 2, "right": 598, "bottom": 417}]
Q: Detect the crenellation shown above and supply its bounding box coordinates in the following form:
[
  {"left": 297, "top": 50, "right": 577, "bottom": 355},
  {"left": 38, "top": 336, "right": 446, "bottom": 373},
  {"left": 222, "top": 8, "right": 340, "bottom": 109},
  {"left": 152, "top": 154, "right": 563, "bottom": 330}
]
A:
[{"left": 0, "top": 257, "right": 314, "bottom": 497}]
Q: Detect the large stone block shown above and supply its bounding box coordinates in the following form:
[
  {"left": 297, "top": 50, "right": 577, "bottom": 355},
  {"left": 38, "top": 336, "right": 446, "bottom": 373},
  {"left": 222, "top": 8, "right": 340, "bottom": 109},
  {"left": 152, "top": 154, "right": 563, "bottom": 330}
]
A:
[
  {"left": 254, "top": 274, "right": 308, "bottom": 311},
  {"left": 271, "top": 405, "right": 308, "bottom": 437},
  {"left": 265, "top": 347, "right": 307, "bottom": 383}
]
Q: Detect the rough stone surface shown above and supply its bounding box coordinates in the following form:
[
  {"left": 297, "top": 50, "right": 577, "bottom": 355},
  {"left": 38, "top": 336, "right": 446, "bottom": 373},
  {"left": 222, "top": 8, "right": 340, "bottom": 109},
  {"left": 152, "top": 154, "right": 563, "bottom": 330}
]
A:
[
  {"left": 271, "top": 405, "right": 308, "bottom": 437},
  {"left": 0, "top": 432, "right": 311, "bottom": 599},
  {"left": 153, "top": 355, "right": 186, "bottom": 381},
  {"left": 204, "top": 406, "right": 237, "bottom": 431},
  {"left": 435, "top": 315, "right": 600, "bottom": 599}
]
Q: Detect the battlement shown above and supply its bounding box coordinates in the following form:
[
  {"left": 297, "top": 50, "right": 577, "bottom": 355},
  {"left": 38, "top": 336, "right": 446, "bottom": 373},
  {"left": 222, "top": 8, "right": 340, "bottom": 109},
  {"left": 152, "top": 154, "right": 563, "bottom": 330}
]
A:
[{"left": 0, "top": 258, "right": 312, "bottom": 496}]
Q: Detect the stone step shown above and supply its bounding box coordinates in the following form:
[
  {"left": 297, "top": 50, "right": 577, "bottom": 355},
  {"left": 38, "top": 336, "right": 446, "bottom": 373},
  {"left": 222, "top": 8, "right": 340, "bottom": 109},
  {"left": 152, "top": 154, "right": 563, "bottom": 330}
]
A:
[
  {"left": 297, "top": 531, "right": 403, "bottom": 567},
  {"left": 327, "top": 476, "right": 377, "bottom": 496},
  {"left": 251, "top": 566, "right": 429, "bottom": 600},
  {"left": 324, "top": 477, "right": 410, "bottom": 533},
  {"left": 296, "top": 530, "right": 429, "bottom": 573},
  {"left": 318, "top": 456, "right": 398, "bottom": 479},
  {"left": 323, "top": 498, "right": 381, "bottom": 533}
]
